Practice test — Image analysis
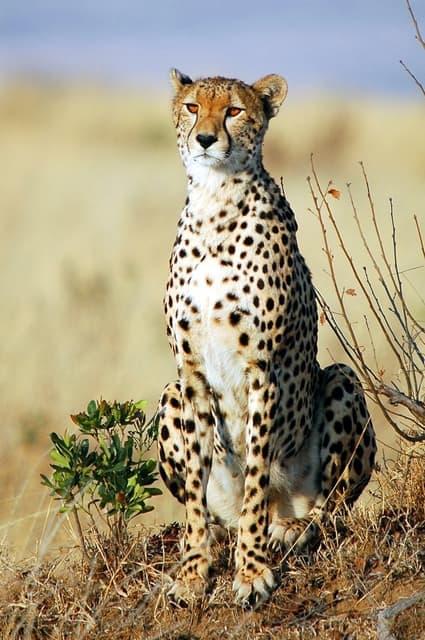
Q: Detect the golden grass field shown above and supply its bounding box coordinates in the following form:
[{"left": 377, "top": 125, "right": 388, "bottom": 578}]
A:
[{"left": 0, "top": 81, "right": 424, "bottom": 566}]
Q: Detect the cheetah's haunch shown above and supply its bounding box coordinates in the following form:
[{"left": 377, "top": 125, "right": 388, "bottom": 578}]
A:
[{"left": 158, "top": 70, "right": 376, "bottom": 608}]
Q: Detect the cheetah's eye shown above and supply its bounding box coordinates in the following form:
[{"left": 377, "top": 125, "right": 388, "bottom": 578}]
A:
[
  {"left": 226, "top": 106, "right": 242, "bottom": 117},
  {"left": 185, "top": 103, "right": 199, "bottom": 114}
]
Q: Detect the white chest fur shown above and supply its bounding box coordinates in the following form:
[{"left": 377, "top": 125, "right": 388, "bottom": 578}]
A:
[
  {"left": 177, "top": 253, "right": 248, "bottom": 425},
  {"left": 173, "top": 172, "right": 253, "bottom": 458}
]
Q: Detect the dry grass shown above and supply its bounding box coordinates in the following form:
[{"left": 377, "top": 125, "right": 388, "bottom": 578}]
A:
[{"left": 1, "top": 445, "right": 424, "bottom": 639}]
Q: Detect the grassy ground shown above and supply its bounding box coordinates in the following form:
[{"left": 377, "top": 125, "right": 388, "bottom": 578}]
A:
[
  {"left": 0, "top": 81, "right": 424, "bottom": 636},
  {"left": 1, "top": 445, "right": 424, "bottom": 639}
]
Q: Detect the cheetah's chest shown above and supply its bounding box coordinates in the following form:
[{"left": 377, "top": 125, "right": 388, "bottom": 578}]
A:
[
  {"left": 175, "top": 250, "right": 251, "bottom": 446},
  {"left": 181, "top": 254, "right": 248, "bottom": 387}
]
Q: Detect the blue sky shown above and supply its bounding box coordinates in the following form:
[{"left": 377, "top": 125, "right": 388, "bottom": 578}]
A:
[{"left": 0, "top": 1, "right": 424, "bottom": 96}]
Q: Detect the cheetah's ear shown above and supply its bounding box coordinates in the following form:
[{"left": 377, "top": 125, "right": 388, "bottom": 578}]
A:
[
  {"left": 252, "top": 74, "right": 288, "bottom": 118},
  {"left": 170, "top": 68, "right": 193, "bottom": 94}
]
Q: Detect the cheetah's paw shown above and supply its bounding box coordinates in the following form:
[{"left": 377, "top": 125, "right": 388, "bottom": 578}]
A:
[
  {"left": 168, "top": 574, "right": 208, "bottom": 607},
  {"left": 268, "top": 517, "right": 318, "bottom": 552},
  {"left": 167, "top": 549, "right": 210, "bottom": 606},
  {"left": 232, "top": 564, "right": 275, "bottom": 609}
]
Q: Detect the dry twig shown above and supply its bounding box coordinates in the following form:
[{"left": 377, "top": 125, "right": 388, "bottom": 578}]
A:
[
  {"left": 406, "top": 0, "right": 425, "bottom": 48},
  {"left": 400, "top": 0, "right": 425, "bottom": 95},
  {"left": 308, "top": 156, "right": 425, "bottom": 442}
]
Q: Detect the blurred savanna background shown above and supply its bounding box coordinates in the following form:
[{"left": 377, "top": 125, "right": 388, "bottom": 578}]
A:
[{"left": 0, "top": 0, "right": 424, "bottom": 562}]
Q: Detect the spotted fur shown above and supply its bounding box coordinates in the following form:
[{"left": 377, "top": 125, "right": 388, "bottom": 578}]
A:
[{"left": 158, "top": 70, "right": 376, "bottom": 607}]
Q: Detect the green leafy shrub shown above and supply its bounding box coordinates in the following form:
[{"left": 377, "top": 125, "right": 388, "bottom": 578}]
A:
[{"left": 41, "top": 399, "right": 161, "bottom": 557}]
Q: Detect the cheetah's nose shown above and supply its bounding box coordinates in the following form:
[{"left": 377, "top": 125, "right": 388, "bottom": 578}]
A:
[{"left": 196, "top": 133, "right": 218, "bottom": 149}]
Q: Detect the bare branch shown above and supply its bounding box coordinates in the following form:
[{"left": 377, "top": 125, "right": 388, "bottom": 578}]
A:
[
  {"left": 377, "top": 384, "right": 425, "bottom": 425},
  {"left": 399, "top": 59, "right": 425, "bottom": 96},
  {"left": 312, "top": 159, "right": 412, "bottom": 393},
  {"left": 405, "top": 0, "right": 425, "bottom": 48},
  {"left": 309, "top": 158, "right": 425, "bottom": 443},
  {"left": 359, "top": 164, "right": 423, "bottom": 338},
  {"left": 364, "top": 315, "right": 380, "bottom": 374},
  {"left": 362, "top": 266, "right": 411, "bottom": 366},
  {"left": 414, "top": 214, "right": 425, "bottom": 259},
  {"left": 389, "top": 199, "right": 423, "bottom": 396}
]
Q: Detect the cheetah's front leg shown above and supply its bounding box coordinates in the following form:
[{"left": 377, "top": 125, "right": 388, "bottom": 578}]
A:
[
  {"left": 168, "top": 372, "right": 214, "bottom": 604},
  {"left": 233, "top": 368, "right": 276, "bottom": 607}
]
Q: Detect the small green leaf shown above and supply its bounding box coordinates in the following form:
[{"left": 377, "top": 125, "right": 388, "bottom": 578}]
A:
[
  {"left": 147, "top": 486, "right": 162, "bottom": 496},
  {"left": 40, "top": 474, "right": 54, "bottom": 489},
  {"left": 87, "top": 400, "right": 97, "bottom": 418},
  {"left": 144, "top": 459, "right": 156, "bottom": 473},
  {"left": 50, "top": 450, "right": 71, "bottom": 469}
]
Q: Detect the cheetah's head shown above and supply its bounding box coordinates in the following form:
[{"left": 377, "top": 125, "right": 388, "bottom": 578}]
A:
[{"left": 170, "top": 71, "right": 287, "bottom": 176}]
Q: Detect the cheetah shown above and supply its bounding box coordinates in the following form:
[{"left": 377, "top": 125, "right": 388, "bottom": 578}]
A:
[{"left": 157, "top": 69, "right": 376, "bottom": 607}]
